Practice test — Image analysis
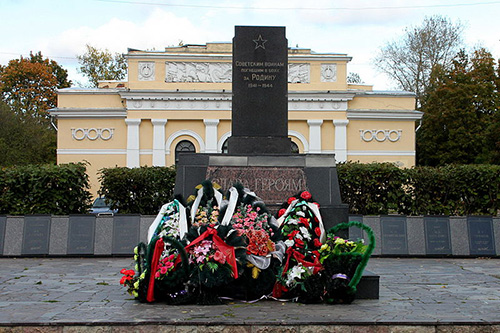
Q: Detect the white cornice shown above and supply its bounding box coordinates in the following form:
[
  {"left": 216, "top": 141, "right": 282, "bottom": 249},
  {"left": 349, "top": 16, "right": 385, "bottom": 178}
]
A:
[
  {"left": 347, "top": 110, "right": 423, "bottom": 120},
  {"left": 50, "top": 108, "right": 127, "bottom": 118},
  {"left": 348, "top": 150, "right": 416, "bottom": 156},
  {"left": 57, "top": 149, "right": 126, "bottom": 155},
  {"left": 125, "top": 53, "right": 351, "bottom": 62},
  {"left": 57, "top": 88, "right": 123, "bottom": 95}
]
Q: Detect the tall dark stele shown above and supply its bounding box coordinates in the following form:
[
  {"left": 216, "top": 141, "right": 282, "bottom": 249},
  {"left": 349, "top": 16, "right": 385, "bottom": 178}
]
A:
[{"left": 227, "top": 26, "right": 291, "bottom": 154}]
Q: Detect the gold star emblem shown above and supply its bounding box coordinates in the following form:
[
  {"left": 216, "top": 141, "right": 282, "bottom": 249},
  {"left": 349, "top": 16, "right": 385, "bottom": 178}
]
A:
[{"left": 253, "top": 35, "right": 267, "bottom": 50}]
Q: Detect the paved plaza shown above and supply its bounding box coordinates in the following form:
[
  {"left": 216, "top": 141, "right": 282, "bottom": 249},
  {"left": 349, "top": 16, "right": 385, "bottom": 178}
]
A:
[{"left": 0, "top": 257, "right": 499, "bottom": 331}]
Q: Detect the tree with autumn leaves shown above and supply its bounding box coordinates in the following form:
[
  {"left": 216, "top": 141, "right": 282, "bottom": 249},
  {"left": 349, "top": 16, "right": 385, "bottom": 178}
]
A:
[
  {"left": 417, "top": 48, "right": 500, "bottom": 165},
  {"left": 0, "top": 52, "right": 71, "bottom": 165}
]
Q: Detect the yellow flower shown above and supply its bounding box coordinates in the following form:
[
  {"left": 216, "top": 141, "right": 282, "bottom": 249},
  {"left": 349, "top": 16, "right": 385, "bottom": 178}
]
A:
[
  {"left": 133, "top": 246, "right": 138, "bottom": 255},
  {"left": 132, "top": 291, "right": 138, "bottom": 298},
  {"left": 320, "top": 244, "right": 329, "bottom": 252},
  {"left": 134, "top": 281, "right": 139, "bottom": 289}
]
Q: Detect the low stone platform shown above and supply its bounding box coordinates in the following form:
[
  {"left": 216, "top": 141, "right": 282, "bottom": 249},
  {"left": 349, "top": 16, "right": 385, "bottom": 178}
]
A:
[{"left": 1, "top": 257, "right": 499, "bottom": 331}]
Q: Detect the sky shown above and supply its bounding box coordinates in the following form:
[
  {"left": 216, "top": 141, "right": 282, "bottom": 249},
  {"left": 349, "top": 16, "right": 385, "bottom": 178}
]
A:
[{"left": 1, "top": 0, "right": 499, "bottom": 90}]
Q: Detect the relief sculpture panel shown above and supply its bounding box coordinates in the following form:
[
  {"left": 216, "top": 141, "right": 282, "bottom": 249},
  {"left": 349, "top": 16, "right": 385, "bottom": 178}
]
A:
[{"left": 165, "top": 62, "right": 232, "bottom": 83}]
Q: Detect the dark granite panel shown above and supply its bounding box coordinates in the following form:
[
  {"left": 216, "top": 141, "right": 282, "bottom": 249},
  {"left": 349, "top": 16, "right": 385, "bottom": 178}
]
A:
[
  {"left": 67, "top": 215, "right": 96, "bottom": 255},
  {"left": 208, "top": 155, "right": 249, "bottom": 166},
  {"left": 407, "top": 216, "right": 425, "bottom": 256},
  {"left": 0, "top": 216, "right": 5, "bottom": 255},
  {"left": 22, "top": 215, "right": 51, "bottom": 255},
  {"left": 207, "top": 165, "right": 308, "bottom": 205},
  {"left": 467, "top": 216, "right": 496, "bottom": 256},
  {"left": 49, "top": 216, "right": 68, "bottom": 255},
  {"left": 424, "top": 216, "right": 452, "bottom": 255},
  {"left": 348, "top": 215, "right": 364, "bottom": 241},
  {"left": 381, "top": 215, "right": 408, "bottom": 255},
  {"left": 112, "top": 215, "right": 140, "bottom": 255}
]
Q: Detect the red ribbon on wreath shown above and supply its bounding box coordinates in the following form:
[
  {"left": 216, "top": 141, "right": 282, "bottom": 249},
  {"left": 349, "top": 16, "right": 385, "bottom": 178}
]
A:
[
  {"left": 184, "top": 227, "right": 238, "bottom": 279},
  {"left": 272, "top": 247, "right": 323, "bottom": 298},
  {"left": 147, "top": 237, "right": 165, "bottom": 302}
]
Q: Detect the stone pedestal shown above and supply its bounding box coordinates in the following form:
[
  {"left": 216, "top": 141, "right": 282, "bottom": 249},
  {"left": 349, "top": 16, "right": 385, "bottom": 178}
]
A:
[{"left": 174, "top": 153, "right": 348, "bottom": 230}]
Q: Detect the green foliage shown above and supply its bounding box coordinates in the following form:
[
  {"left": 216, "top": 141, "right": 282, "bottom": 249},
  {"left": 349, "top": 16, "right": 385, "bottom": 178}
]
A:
[
  {"left": 417, "top": 48, "right": 500, "bottom": 165},
  {"left": 0, "top": 163, "right": 92, "bottom": 215},
  {"left": 337, "top": 162, "right": 408, "bottom": 215},
  {"left": 0, "top": 101, "right": 56, "bottom": 166},
  {"left": 0, "top": 51, "right": 71, "bottom": 122},
  {"left": 77, "top": 44, "right": 127, "bottom": 87},
  {"left": 337, "top": 162, "right": 500, "bottom": 216},
  {"left": 98, "top": 166, "right": 176, "bottom": 215}
]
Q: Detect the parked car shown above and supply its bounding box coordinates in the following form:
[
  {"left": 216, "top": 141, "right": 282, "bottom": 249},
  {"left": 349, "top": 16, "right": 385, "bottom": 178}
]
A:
[{"left": 90, "top": 197, "right": 117, "bottom": 215}]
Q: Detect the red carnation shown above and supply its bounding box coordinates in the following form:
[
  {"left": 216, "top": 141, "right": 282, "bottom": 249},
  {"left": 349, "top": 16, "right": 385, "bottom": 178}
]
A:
[
  {"left": 312, "top": 250, "right": 320, "bottom": 258},
  {"left": 300, "top": 191, "right": 312, "bottom": 200},
  {"left": 313, "top": 202, "right": 320, "bottom": 208},
  {"left": 315, "top": 227, "right": 321, "bottom": 237},
  {"left": 288, "top": 230, "right": 299, "bottom": 239},
  {"left": 295, "top": 238, "right": 304, "bottom": 248},
  {"left": 287, "top": 197, "right": 297, "bottom": 205},
  {"left": 278, "top": 208, "right": 286, "bottom": 217},
  {"left": 299, "top": 217, "right": 310, "bottom": 229},
  {"left": 313, "top": 238, "right": 322, "bottom": 248}
]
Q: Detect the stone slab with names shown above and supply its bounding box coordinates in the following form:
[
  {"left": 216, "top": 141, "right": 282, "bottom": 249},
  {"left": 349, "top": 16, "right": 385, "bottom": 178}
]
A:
[
  {"left": 22, "top": 215, "right": 51, "bottom": 255},
  {"left": 424, "top": 216, "right": 452, "bottom": 255},
  {"left": 67, "top": 215, "right": 96, "bottom": 255},
  {"left": 348, "top": 215, "right": 364, "bottom": 241},
  {"left": 467, "top": 216, "right": 496, "bottom": 256},
  {"left": 0, "top": 216, "right": 5, "bottom": 255},
  {"left": 381, "top": 215, "right": 408, "bottom": 255},
  {"left": 112, "top": 215, "right": 140, "bottom": 255}
]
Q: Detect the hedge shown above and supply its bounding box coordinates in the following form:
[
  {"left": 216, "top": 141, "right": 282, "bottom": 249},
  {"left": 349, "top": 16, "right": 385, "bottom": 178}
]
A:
[
  {"left": 0, "top": 163, "right": 92, "bottom": 215},
  {"left": 338, "top": 162, "right": 500, "bottom": 216},
  {"left": 98, "top": 166, "right": 176, "bottom": 215},
  {"left": 98, "top": 163, "right": 500, "bottom": 217}
]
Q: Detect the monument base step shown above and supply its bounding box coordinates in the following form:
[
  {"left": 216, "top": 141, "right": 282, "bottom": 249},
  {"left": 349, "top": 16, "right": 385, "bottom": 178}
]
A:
[{"left": 357, "top": 270, "right": 380, "bottom": 299}]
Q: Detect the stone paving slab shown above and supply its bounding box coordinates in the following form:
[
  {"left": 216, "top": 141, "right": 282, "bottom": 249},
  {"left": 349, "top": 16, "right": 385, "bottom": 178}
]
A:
[{"left": 0, "top": 258, "right": 499, "bottom": 327}]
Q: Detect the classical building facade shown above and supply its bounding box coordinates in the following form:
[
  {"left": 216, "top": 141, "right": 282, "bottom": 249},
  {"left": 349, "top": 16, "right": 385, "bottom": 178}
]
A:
[{"left": 51, "top": 43, "right": 422, "bottom": 195}]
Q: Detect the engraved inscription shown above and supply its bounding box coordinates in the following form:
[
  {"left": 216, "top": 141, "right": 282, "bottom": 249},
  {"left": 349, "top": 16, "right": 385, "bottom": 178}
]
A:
[{"left": 235, "top": 61, "right": 285, "bottom": 89}]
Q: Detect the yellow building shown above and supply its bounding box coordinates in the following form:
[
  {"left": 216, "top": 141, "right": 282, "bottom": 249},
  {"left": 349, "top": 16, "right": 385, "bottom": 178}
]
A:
[{"left": 51, "top": 42, "right": 422, "bottom": 196}]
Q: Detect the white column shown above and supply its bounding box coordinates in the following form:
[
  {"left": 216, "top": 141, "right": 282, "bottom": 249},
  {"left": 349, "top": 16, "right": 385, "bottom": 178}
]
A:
[
  {"left": 307, "top": 119, "right": 323, "bottom": 154},
  {"left": 204, "top": 119, "right": 220, "bottom": 153},
  {"left": 152, "top": 119, "right": 168, "bottom": 166},
  {"left": 125, "top": 118, "right": 141, "bottom": 168},
  {"left": 333, "top": 119, "right": 349, "bottom": 162}
]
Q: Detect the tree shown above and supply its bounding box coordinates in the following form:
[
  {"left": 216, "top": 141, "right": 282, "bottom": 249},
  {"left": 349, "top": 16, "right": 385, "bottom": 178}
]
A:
[
  {"left": 0, "top": 52, "right": 71, "bottom": 122},
  {"left": 374, "top": 15, "right": 465, "bottom": 107},
  {"left": 347, "top": 72, "right": 364, "bottom": 84},
  {"left": 0, "top": 101, "right": 56, "bottom": 166},
  {"left": 77, "top": 44, "right": 127, "bottom": 87},
  {"left": 417, "top": 48, "right": 500, "bottom": 166}
]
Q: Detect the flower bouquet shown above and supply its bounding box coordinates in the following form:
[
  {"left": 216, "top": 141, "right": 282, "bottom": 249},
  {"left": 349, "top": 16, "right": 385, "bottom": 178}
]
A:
[
  {"left": 273, "top": 191, "right": 326, "bottom": 303},
  {"left": 120, "top": 199, "right": 191, "bottom": 303},
  {"left": 222, "top": 183, "right": 285, "bottom": 301},
  {"left": 184, "top": 224, "right": 246, "bottom": 304},
  {"left": 183, "top": 180, "right": 247, "bottom": 304},
  {"left": 319, "top": 221, "right": 375, "bottom": 304}
]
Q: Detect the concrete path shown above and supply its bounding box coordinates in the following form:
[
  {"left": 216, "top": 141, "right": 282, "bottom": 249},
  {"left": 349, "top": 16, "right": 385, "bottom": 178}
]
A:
[{"left": 0, "top": 257, "right": 499, "bottom": 331}]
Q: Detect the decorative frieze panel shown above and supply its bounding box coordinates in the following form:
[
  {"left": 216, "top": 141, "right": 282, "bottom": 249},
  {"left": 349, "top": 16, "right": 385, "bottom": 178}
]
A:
[
  {"left": 138, "top": 62, "right": 155, "bottom": 81},
  {"left": 289, "top": 63, "right": 310, "bottom": 83},
  {"left": 72, "top": 128, "right": 114, "bottom": 141},
  {"left": 360, "top": 129, "right": 402, "bottom": 142},
  {"left": 165, "top": 62, "right": 232, "bottom": 83},
  {"left": 164, "top": 62, "right": 312, "bottom": 83},
  {"left": 321, "top": 63, "right": 337, "bottom": 82}
]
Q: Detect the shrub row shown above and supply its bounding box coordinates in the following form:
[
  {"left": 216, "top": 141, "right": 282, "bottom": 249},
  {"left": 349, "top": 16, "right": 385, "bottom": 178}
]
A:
[
  {"left": 337, "top": 162, "right": 500, "bottom": 216},
  {"left": 0, "top": 163, "right": 92, "bottom": 215},
  {"left": 98, "top": 166, "right": 176, "bottom": 215}
]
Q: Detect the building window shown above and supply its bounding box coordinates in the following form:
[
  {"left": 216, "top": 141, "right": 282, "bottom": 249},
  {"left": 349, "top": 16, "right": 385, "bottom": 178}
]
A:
[
  {"left": 175, "top": 140, "right": 196, "bottom": 163},
  {"left": 291, "top": 141, "right": 300, "bottom": 154},
  {"left": 221, "top": 139, "right": 229, "bottom": 154}
]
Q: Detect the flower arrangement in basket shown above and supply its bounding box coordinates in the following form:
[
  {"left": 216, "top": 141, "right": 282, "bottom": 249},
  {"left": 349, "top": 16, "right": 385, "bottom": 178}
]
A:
[
  {"left": 183, "top": 180, "right": 247, "bottom": 304},
  {"left": 273, "top": 191, "right": 326, "bottom": 303},
  {"left": 221, "top": 183, "right": 285, "bottom": 301},
  {"left": 319, "top": 220, "right": 375, "bottom": 304}
]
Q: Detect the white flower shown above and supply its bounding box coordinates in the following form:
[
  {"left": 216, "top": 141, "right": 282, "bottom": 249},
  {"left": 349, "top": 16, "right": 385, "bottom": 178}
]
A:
[
  {"left": 296, "top": 211, "right": 306, "bottom": 217},
  {"left": 299, "top": 227, "right": 311, "bottom": 240},
  {"left": 287, "top": 218, "right": 298, "bottom": 225},
  {"left": 285, "top": 264, "right": 306, "bottom": 287},
  {"left": 284, "top": 239, "right": 295, "bottom": 247}
]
